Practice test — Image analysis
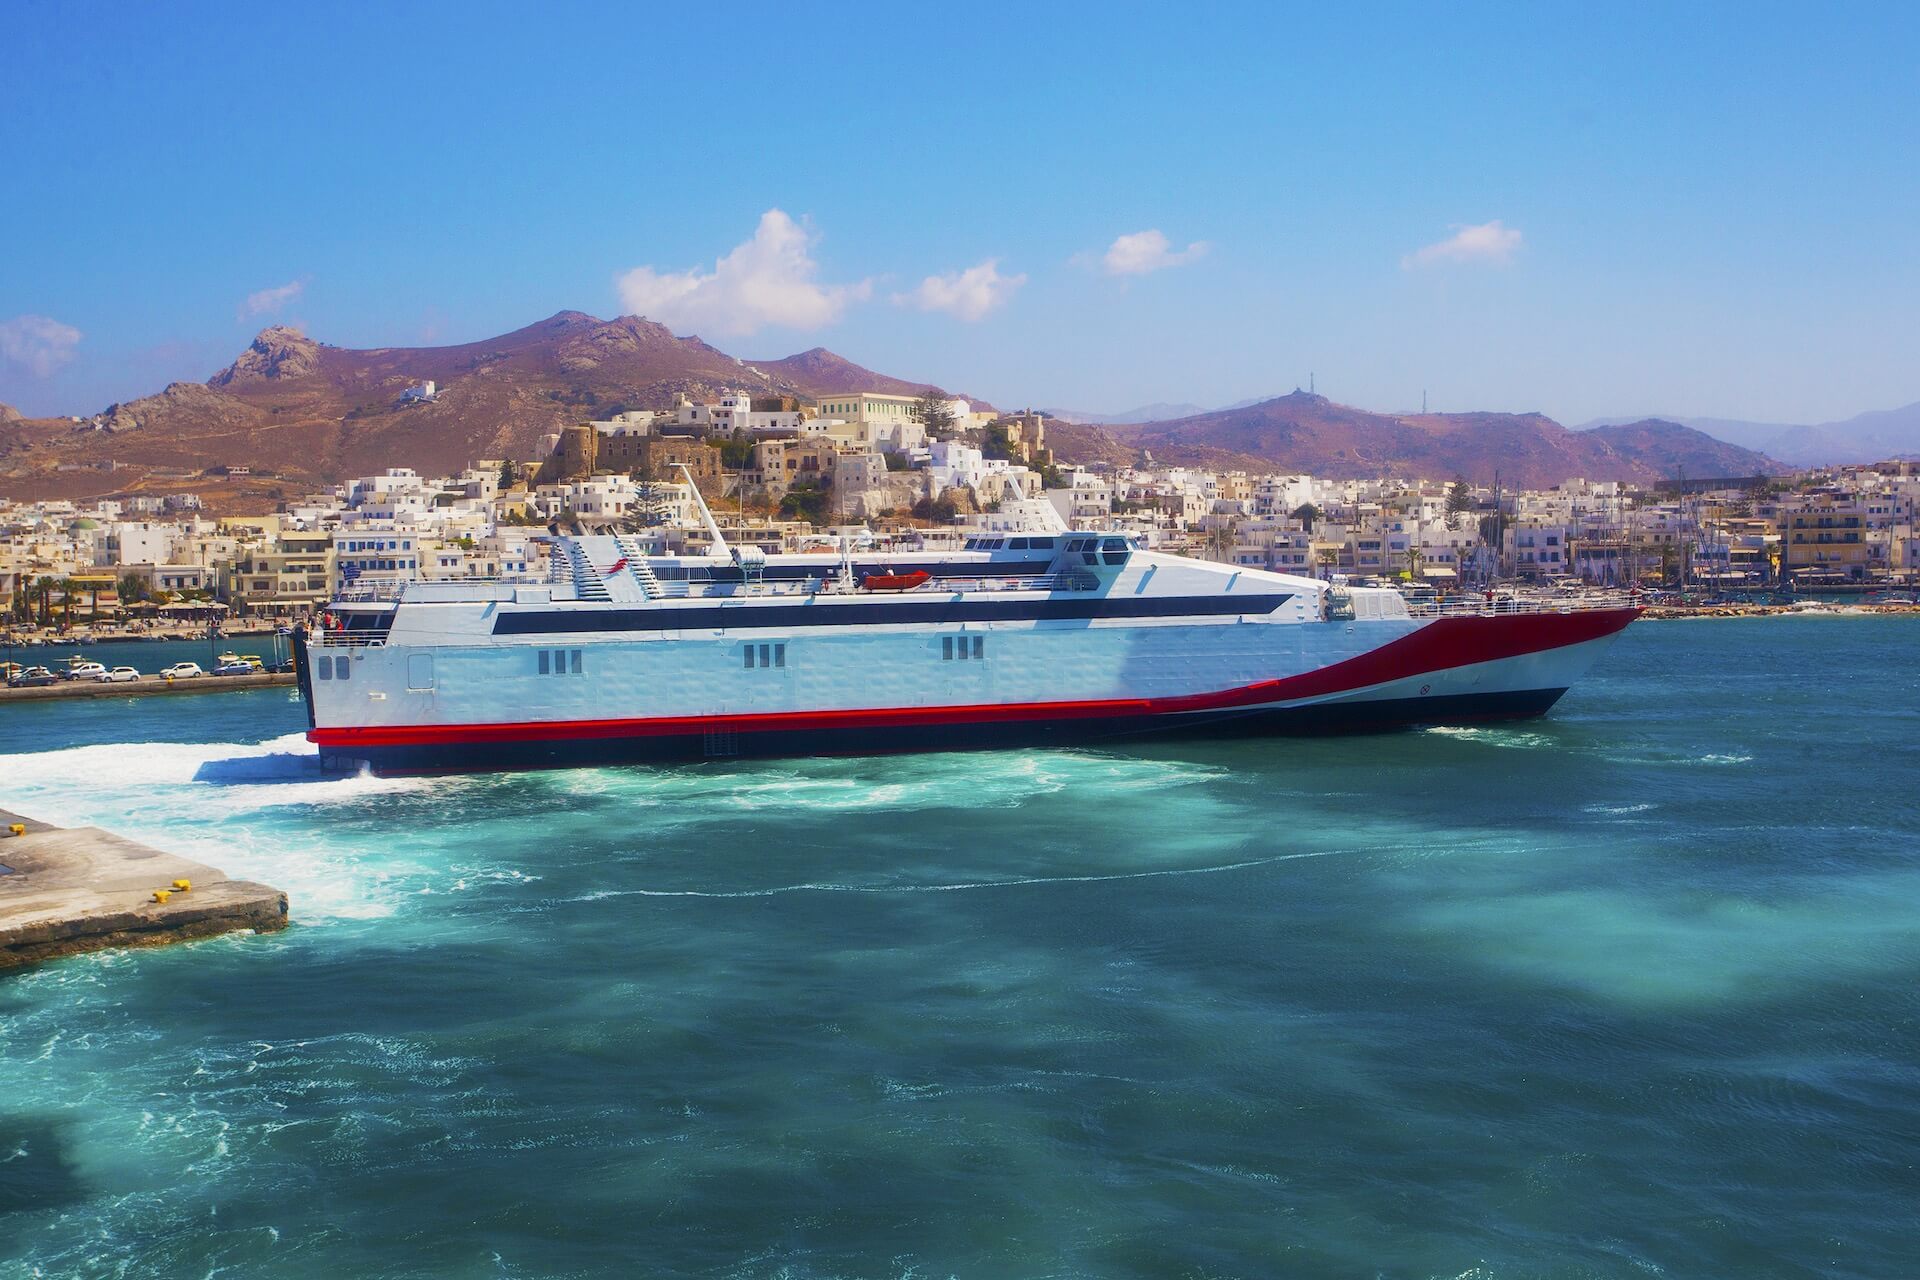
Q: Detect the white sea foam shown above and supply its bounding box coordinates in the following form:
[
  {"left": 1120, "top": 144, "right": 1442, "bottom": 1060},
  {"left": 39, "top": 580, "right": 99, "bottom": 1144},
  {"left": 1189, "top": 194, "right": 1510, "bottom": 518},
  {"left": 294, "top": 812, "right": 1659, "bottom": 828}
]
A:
[
  {"left": 1421, "top": 726, "right": 1557, "bottom": 750},
  {"left": 4, "top": 733, "right": 443, "bottom": 923},
  {"left": 1414, "top": 869, "right": 1920, "bottom": 1007},
  {"left": 588, "top": 847, "right": 1343, "bottom": 900},
  {"left": 540, "top": 748, "right": 1224, "bottom": 823}
]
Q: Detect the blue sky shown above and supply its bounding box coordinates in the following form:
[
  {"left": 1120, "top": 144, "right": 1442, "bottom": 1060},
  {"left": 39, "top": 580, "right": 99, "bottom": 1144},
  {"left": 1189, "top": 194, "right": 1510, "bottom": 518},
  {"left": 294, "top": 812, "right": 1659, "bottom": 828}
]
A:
[{"left": 3, "top": 1, "right": 1916, "bottom": 425}]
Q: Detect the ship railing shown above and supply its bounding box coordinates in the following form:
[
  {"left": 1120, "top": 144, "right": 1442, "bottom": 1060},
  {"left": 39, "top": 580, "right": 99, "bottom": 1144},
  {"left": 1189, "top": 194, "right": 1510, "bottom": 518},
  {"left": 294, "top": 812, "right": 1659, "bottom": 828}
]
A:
[
  {"left": 311, "top": 631, "right": 388, "bottom": 648},
  {"left": 331, "top": 581, "right": 412, "bottom": 603},
  {"left": 661, "top": 573, "right": 1099, "bottom": 599},
  {"left": 1403, "top": 594, "right": 1639, "bottom": 617}
]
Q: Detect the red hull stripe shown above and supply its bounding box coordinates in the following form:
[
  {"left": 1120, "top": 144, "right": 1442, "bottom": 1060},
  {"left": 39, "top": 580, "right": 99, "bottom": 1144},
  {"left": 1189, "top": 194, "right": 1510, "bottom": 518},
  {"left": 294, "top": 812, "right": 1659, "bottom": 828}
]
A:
[{"left": 309, "top": 608, "right": 1636, "bottom": 749}]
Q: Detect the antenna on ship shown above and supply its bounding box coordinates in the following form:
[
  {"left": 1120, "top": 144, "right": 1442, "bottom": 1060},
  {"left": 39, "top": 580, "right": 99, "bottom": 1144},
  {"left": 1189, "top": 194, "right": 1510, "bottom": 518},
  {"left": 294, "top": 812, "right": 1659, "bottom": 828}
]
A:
[{"left": 676, "top": 463, "right": 731, "bottom": 560}]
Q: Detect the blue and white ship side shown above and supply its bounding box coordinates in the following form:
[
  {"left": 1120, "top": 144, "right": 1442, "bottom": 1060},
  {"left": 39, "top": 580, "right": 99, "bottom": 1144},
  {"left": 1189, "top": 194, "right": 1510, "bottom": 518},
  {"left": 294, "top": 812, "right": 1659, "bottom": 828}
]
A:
[{"left": 296, "top": 507, "right": 1638, "bottom": 775}]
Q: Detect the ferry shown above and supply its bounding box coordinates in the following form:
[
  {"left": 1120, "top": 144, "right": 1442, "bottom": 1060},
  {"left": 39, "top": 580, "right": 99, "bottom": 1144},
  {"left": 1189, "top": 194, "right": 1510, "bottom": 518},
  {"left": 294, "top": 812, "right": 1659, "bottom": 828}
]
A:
[{"left": 296, "top": 480, "right": 1638, "bottom": 775}]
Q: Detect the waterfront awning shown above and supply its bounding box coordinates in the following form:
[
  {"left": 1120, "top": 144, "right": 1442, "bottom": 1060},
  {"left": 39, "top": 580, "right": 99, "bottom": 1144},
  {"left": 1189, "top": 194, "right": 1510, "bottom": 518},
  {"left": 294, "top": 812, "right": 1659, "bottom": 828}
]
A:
[{"left": 1419, "top": 566, "right": 1457, "bottom": 579}]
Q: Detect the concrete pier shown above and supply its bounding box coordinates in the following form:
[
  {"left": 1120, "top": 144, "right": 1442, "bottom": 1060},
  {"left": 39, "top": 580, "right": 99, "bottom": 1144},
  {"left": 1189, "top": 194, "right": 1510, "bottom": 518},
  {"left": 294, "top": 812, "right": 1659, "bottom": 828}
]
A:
[
  {"left": 0, "top": 671, "right": 296, "bottom": 703},
  {"left": 0, "top": 809, "right": 288, "bottom": 970}
]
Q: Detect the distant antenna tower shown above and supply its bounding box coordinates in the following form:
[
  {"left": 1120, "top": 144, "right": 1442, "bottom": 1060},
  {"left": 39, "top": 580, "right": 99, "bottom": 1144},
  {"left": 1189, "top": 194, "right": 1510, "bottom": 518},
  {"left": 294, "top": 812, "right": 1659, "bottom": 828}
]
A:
[
  {"left": 1422, "top": 389, "right": 1428, "bottom": 414},
  {"left": 1309, "top": 372, "right": 1315, "bottom": 395}
]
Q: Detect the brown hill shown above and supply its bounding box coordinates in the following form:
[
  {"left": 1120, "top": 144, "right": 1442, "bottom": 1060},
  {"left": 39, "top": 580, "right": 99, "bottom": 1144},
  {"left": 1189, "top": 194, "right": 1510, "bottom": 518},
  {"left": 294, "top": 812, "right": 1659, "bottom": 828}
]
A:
[
  {"left": 0, "top": 313, "right": 977, "bottom": 503},
  {"left": 1094, "top": 393, "right": 1786, "bottom": 486},
  {"left": 749, "top": 347, "right": 951, "bottom": 401},
  {"left": 0, "top": 402, "right": 22, "bottom": 423}
]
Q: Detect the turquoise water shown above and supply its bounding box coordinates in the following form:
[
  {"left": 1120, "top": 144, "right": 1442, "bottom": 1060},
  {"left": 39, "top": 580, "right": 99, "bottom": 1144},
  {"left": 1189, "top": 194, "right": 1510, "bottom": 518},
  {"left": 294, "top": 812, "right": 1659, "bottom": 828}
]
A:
[{"left": 3, "top": 619, "right": 1917, "bottom": 1278}]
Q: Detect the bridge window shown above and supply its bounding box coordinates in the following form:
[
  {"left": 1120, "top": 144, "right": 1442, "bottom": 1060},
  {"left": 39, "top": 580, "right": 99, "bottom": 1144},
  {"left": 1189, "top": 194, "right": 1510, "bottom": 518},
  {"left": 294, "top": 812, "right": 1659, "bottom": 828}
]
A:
[{"left": 316, "top": 656, "right": 332, "bottom": 680}]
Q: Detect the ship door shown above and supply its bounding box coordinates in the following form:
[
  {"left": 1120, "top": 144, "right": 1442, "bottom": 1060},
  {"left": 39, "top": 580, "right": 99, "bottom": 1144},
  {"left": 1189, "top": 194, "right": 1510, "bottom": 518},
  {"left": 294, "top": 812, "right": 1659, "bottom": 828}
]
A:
[{"left": 407, "top": 653, "right": 435, "bottom": 691}]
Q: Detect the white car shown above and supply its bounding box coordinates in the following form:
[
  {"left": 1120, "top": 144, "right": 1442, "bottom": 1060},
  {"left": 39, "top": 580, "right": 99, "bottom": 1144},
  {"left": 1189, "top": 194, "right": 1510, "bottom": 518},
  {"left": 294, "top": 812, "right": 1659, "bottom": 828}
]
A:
[
  {"left": 95, "top": 666, "right": 141, "bottom": 683},
  {"left": 160, "top": 662, "right": 205, "bottom": 679},
  {"left": 65, "top": 662, "right": 108, "bottom": 680}
]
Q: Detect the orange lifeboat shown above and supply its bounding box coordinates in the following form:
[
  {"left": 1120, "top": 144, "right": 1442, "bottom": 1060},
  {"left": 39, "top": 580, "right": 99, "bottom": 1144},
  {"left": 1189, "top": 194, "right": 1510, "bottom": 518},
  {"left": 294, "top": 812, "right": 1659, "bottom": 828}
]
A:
[{"left": 860, "top": 570, "right": 930, "bottom": 591}]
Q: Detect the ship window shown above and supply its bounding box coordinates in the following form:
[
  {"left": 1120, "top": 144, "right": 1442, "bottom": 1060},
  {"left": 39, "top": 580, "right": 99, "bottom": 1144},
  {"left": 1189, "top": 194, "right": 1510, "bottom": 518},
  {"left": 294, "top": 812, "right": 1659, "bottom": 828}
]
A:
[
  {"left": 539, "top": 650, "right": 550, "bottom": 675},
  {"left": 972, "top": 635, "right": 984, "bottom": 659},
  {"left": 316, "top": 656, "right": 332, "bottom": 680},
  {"left": 336, "top": 658, "right": 351, "bottom": 681},
  {"left": 774, "top": 643, "right": 786, "bottom": 668},
  {"left": 759, "top": 643, "right": 771, "bottom": 667},
  {"left": 744, "top": 645, "right": 755, "bottom": 669},
  {"left": 570, "top": 649, "right": 582, "bottom": 674},
  {"left": 942, "top": 636, "right": 953, "bottom": 660},
  {"left": 1028, "top": 537, "right": 1056, "bottom": 549},
  {"left": 1009, "top": 537, "right": 1029, "bottom": 549}
]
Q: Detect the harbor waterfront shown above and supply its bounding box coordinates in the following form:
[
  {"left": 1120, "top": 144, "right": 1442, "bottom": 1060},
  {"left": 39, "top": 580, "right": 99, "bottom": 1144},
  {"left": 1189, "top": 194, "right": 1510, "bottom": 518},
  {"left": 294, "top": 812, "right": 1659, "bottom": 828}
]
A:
[{"left": 2, "top": 618, "right": 1916, "bottom": 1276}]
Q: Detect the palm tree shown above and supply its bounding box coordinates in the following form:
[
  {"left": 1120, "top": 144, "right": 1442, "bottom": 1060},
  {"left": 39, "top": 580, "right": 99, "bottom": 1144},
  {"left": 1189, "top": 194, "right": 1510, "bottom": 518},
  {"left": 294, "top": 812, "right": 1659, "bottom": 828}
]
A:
[
  {"left": 1404, "top": 546, "right": 1425, "bottom": 582},
  {"left": 31, "top": 576, "right": 58, "bottom": 627},
  {"left": 57, "top": 577, "right": 80, "bottom": 628}
]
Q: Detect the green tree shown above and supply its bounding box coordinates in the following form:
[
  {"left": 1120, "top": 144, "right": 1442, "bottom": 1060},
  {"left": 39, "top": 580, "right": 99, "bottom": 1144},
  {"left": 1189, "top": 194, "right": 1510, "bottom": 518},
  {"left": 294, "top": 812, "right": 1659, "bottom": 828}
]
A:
[
  {"left": 715, "top": 428, "right": 756, "bottom": 470},
  {"left": 1291, "top": 502, "right": 1320, "bottom": 533},
  {"left": 909, "top": 394, "right": 958, "bottom": 438},
  {"left": 33, "top": 576, "right": 57, "bottom": 625},
  {"left": 1446, "top": 477, "right": 1474, "bottom": 530},
  {"left": 779, "top": 482, "right": 829, "bottom": 525},
  {"left": 498, "top": 459, "right": 518, "bottom": 489}
]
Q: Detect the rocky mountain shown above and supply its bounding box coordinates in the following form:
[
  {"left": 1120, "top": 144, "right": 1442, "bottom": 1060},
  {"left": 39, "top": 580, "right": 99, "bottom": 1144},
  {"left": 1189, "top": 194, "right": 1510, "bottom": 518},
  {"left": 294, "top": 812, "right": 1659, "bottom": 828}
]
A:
[
  {"left": 747, "top": 347, "right": 963, "bottom": 402},
  {"left": 1045, "top": 401, "right": 1208, "bottom": 426},
  {"left": 1076, "top": 393, "right": 1787, "bottom": 487},
  {"left": 1581, "top": 402, "right": 1920, "bottom": 467},
  {"left": 0, "top": 312, "right": 976, "bottom": 503},
  {"left": 0, "top": 402, "right": 22, "bottom": 423}
]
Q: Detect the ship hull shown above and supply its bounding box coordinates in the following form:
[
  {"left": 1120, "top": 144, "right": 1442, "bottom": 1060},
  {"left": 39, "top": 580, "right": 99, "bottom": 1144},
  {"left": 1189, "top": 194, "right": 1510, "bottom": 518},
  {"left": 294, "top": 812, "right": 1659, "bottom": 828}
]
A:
[
  {"left": 316, "top": 686, "right": 1568, "bottom": 774},
  {"left": 306, "top": 608, "right": 1633, "bottom": 775}
]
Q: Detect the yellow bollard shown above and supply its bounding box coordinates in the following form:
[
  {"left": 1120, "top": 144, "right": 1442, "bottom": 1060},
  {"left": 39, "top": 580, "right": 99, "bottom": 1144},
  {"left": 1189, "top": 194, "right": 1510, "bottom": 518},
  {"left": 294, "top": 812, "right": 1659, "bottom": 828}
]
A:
[
  {"left": 172, "top": 879, "right": 191, "bottom": 892},
  {"left": 152, "top": 889, "right": 172, "bottom": 904},
  {"left": 5, "top": 824, "right": 23, "bottom": 837}
]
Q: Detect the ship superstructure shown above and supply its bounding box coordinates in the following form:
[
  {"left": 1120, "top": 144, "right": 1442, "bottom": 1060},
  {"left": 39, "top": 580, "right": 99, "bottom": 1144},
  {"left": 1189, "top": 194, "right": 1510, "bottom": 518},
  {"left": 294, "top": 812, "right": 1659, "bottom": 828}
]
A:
[{"left": 296, "top": 506, "right": 1637, "bottom": 775}]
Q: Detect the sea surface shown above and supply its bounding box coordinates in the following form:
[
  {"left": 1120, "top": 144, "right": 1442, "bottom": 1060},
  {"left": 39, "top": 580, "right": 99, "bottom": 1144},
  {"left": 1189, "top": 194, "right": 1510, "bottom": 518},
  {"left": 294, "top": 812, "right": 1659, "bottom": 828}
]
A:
[{"left": 2, "top": 618, "right": 1917, "bottom": 1279}]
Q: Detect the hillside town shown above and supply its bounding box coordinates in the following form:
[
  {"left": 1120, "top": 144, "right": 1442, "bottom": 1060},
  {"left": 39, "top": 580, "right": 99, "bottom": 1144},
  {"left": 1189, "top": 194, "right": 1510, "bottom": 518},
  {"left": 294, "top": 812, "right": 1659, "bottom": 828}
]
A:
[{"left": 4, "top": 387, "right": 1918, "bottom": 633}]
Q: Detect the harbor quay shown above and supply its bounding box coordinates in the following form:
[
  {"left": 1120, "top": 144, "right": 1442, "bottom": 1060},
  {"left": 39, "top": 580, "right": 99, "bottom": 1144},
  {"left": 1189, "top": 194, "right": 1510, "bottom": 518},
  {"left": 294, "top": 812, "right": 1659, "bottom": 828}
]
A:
[
  {"left": 0, "top": 669, "right": 295, "bottom": 703},
  {"left": 0, "top": 808, "right": 288, "bottom": 970}
]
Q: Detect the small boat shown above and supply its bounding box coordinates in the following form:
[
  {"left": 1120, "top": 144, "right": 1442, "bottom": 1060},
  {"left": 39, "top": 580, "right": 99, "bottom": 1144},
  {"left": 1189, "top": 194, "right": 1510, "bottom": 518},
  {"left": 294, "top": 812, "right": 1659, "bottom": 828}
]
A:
[{"left": 860, "top": 569, "right": 931, "bottom": 591}]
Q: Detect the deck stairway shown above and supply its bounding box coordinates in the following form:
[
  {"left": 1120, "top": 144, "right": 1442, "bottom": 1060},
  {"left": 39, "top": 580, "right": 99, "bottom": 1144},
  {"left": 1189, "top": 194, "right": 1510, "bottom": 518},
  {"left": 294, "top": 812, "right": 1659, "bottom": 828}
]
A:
[
  {"left": 611, "top": 534, "right": 663, "bottom": 600},
  {"left": 561, "top": 541, "right": 613, "bottom": 602}
]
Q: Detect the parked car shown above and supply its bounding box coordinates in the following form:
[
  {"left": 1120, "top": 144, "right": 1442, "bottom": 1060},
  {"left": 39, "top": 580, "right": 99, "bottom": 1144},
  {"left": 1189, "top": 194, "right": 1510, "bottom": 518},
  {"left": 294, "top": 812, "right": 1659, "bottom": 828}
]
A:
[
  {"left": 64, "top": 662, "right": 108, "bottom": 681},
  {"left": 95, "top": 666, "right": 142, "bottom": 683},
  {"left": 7, "top": 665, "right": 61, "bottom": 688},
  {"left": 160, "top": 662, "right": 205, "bottom": 679},
  {"left": 212, "top": 661, "right": 257, "bottom": 676}
]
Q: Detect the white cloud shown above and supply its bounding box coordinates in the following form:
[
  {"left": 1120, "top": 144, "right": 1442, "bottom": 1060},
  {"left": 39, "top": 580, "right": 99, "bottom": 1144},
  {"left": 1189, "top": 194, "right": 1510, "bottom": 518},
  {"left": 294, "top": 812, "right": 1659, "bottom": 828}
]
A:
[
  {"left": 0, "top": 314, "right": 82, "bottom": 377},
  {"left": 1100, "top": 229, "right": 1210, "bottom": 276},
  {"left": 1401, "top": 220, "right": 1524, "bottom": 269},
  {"left": 616, "top": 210, "right": 871, "bottom": 337},
  {"left": 892, "top": 259, "right": 1027, "bottom": 322},
  {"left": 240, "top": 279, "right": 305, "bottom": 319}
]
